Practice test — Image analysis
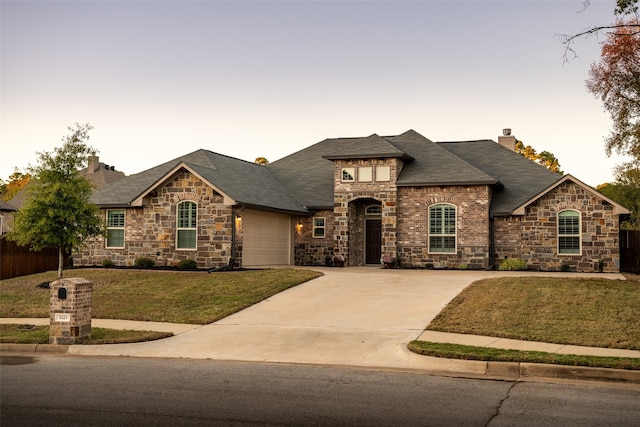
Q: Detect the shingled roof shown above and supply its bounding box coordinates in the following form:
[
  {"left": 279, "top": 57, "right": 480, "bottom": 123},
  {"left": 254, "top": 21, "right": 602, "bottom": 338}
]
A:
[
  {"left": 437, "top": 140, "right": 562, "bottom": 215},
  {"left": 90, "top": 130, "right": 568, "bottom": 217},
  {"left": 91, "top": 149, "right": 307, "bottom": 214}
]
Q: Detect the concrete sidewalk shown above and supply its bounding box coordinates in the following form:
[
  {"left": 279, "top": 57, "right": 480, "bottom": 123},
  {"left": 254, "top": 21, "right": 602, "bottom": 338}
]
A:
[
  {"left": 3, "top": 318, "right": 639, "bottom": 359},
  {"left": 2, "top": 268, "right": 639, "bottom": 383},
  {"left": 0, "top": 318, "right": 202, "bottom": 336}
]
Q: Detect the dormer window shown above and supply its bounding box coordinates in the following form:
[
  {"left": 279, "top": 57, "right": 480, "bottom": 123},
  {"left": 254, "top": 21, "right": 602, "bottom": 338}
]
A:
[{"left": 341, "top": 168, "right": 355, "bottom": 182}]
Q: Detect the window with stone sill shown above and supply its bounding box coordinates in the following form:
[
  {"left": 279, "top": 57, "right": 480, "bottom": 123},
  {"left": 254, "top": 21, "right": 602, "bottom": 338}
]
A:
[
  {"left": 106, "top": 209, "right": 125, "bottom": 248},
  {"left": 376, "top": 166, "right": 390, "bottom": 182},
  {"left": 341, "top": 168, "right": 355, "bottom": 182},
  {"left": 558, "top": 209, "right": 581, "bottom": 255},
  {"left": 358, "top": 167, "right": 372, "bottom": 182},
  {"left": 177, "top": 201, "right": 197, "bottom": 249},
  {"left": 429, "top": 203, "right": 456, "bottom": 253},
  {"left": 313, "top": 217, "right": 326, "bottom": 238}
]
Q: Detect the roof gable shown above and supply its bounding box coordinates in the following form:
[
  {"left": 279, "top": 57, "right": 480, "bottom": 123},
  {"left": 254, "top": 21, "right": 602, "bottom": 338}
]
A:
[
  {"left": 322, "top": 134, "right": 414, "bottom": 161},
  {"left": 512, "top": 174, "right": 630, "bottom": 215},
  {"left": 92, "top": 149, "right": 307, "bottom": 213}
]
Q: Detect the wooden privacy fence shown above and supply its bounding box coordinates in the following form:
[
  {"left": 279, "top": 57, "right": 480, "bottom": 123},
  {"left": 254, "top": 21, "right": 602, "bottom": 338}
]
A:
[
  {"left": 620, "top": 230, "right": 640, "bottom": 274},
  {"left": 0, "top": 238, "right": 69, "bottom": 280}
]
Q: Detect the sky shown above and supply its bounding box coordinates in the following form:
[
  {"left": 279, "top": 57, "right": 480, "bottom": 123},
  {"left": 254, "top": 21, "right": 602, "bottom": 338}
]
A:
[{"left": 0, "top": 0, "right": 632, "bottom": 187}]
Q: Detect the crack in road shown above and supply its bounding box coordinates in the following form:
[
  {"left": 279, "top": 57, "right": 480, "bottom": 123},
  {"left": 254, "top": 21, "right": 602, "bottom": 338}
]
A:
[{"left": 486, "top": 381, "right": 518, "bottom": 426}]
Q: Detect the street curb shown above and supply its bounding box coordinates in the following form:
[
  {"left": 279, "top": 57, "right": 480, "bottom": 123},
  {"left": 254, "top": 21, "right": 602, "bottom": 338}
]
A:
[
  {"left": 519, "top": 362, "right": 640, "bottom": 384},
  {"left": 1, "top": 343, "right": 69, "bottom": 354},
  {"left": 2, "top": 343, "right": 639, "bottom": 384}
]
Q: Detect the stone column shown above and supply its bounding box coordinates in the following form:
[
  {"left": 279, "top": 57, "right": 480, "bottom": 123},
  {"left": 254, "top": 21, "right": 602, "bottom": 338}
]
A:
[{"left": 49, "top": 278, "right": 93, "bottom": 345}]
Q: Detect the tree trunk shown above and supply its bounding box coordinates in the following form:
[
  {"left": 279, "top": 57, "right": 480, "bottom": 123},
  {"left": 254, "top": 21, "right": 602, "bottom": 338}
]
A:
[{"left": 58, "top": 247, "right": 63, "bottom": 279}]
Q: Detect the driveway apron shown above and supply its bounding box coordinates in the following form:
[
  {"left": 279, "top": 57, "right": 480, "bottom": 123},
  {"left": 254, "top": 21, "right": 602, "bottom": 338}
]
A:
[{"left": 68, "top": 268, "right": 624, "bottom": 372}]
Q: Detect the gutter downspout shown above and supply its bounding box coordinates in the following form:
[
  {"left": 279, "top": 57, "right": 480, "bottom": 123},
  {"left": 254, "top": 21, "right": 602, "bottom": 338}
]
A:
[{"left": 488, "top": 215, "right": 495, "bottom": 270}]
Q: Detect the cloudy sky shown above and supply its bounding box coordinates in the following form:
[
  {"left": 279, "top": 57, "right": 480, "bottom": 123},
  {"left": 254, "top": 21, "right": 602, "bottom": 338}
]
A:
[{"left": 0, "top": 0, "right": 630, "bottom": 186}]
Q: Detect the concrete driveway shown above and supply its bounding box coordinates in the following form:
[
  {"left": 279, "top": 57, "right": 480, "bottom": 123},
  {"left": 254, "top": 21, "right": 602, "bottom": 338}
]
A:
[{"left": 69, "top": 268, "right": 624, "bottom": 372}]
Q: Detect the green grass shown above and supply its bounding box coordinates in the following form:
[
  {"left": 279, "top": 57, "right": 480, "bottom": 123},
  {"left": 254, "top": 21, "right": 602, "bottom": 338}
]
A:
[
  {"left": 0, "top": 324, "right": 173, "bottom": 345},
  {"left": 0, "top": 268, "right": 322, "bottom": 344},
  {"left": 426, "top": 276, "right": 640, "bottom": 350},
  {"left": 408, "top": 341, "right": 640, "bottom": 371},
  {"left": 409, "top": 274, "right": 640, "bottom": 369},
  {"left": 0, "top": 268, "right": 323, "bottom": 324}
]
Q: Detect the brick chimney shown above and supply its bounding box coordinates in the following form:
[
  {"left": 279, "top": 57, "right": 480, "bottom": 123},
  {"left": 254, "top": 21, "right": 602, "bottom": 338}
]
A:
[
  {"left": 87, "top": 154, "right": 99, "bottom": 173},
  {"left": 498, "top": 128, "right": 516, "bottom": 151}
]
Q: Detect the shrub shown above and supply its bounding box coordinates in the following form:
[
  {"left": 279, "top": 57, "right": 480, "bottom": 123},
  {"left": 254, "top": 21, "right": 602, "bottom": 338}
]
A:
[
  {"left": 457, "top": 263, "right": 468, "bottom": 270},
  {"left": 134, "top": 257, "right": 155, "bottom": 268},
  {"left": 561, "top": 263, "right": 572, "bottom": 272},
  {"left": 177, "top": 259, "right": 197, "bottom": 270},
  {"left": 324, "top": 255, "right": 333, "bottom": 266},
  {"left": 498, "top": 258, "right": 527, "bottom": 271},
  {"left": 102, "top": 259, "right": 115, "bottom": 268}
]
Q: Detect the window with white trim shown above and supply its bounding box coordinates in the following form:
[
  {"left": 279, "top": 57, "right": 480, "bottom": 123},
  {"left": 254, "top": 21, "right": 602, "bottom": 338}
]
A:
[
  {"left": 358, "top": 167, "right": 372, "bottom": 182},
  {"left": 429, "top": 204, "right": 456, "bottom": 253},
  {"left": 106, "top": 209, "right": 125, "bottom": 248},
  {"left": 313, "top": 217, "right": 325, "bottom": 238},
  {"left": 177, "top": 201, "right": 197, "bottom": 249},
  {"left": 558, "top": 210, "right": 580, "bottom": 254},
  {"left": 341, "top": 168, "right": 355, "bottom": 182},
  {"left": 376, "top": 166, "right": 390, "bottom": 181}
]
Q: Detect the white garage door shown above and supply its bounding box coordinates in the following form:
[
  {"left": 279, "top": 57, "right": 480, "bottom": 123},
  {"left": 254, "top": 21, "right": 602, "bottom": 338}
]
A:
[{"left": 242, "top": 209, "right": 292, "bottom": 266}]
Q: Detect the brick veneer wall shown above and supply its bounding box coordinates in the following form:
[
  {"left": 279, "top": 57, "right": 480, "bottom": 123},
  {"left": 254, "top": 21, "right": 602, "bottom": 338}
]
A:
[
  {"left": 49, "top": 278, "right": 92, "bottom": 345},
  {"left": 397, "top": 185, "right": 491, "bottom": 269},
  {"left": 76, "top": 170, "right": 236, "bottom": 269},
  {"left": 494, "top": 180, "right": 622, "bottom": 272}
]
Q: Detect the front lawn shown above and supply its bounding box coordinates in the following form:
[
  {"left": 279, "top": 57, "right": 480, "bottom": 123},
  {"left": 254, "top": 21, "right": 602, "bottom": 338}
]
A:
[
  {"left": 426, "top": 276, "right": 640, "bottom": 350},
  {"left": 0, "top": 268, "right": 323, "bottom": 324}
]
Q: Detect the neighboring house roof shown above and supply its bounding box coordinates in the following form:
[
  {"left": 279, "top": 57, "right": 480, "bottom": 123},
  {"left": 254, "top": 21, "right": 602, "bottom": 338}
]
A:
[
  {"left": 80, "top": 155, "right": 126, "bottom": 188},
  {"left": 91, "top": 149, "right": 308, "bottom": 214},
  {"left": 7, "top": 155, "right": 125, "bottom": 210},
  {"left": 511, "top": 174, "right": 630, "bottom": 215},
  {"left": 0, "top": 200, "right": 17, "bottom": 211}
]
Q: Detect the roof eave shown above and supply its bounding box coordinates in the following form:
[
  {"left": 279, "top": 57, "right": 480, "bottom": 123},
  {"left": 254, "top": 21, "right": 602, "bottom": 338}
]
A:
[
  {"left": 396, "top": 179, "right": 499, "bottom": 187},
  {"left": 322, "top": 153, "right": 415, "bottom": 162}
]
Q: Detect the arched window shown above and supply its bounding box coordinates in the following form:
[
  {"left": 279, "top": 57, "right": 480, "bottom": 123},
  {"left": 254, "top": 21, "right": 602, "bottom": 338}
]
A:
[
  {"left": 177, "top": 201, "right": 197, "bottom": 249},
  {"left": 366, "top": 204, "right": 382, "bottom": 215},
  {"left": 558, "top": 210, "right": 580, "bottom": 254},
  {"left": 429, "top": 204, "right": 456, "bottom": 253}
]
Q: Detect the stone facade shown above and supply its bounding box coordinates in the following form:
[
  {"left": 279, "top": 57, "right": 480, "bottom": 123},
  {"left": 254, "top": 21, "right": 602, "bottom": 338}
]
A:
[
  {"left": 76, "top": 171, "right": 237, "bottom": 269},
  {"left": 494, "top": 180, "right": 622, "bottom": 272},
  {"left": 75, "top": 152, "right": 625, "bottom": 272},
  {"left": 331, "top": 159, "right": 402, "bottom": 266},
  {"left": 294, "top": 209, "right": 335, "bottom": 265}
]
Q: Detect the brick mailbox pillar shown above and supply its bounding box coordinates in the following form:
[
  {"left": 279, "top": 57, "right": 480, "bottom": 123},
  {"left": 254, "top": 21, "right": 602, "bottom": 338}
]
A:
[{"left": 50, "top": 278, "right": 93, "bottom": 345}]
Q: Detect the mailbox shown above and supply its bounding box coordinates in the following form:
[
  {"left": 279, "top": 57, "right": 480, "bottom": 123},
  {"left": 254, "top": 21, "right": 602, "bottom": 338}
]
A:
[{"left": 57, "top": 287, "right": 67, "bottom": 299}]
